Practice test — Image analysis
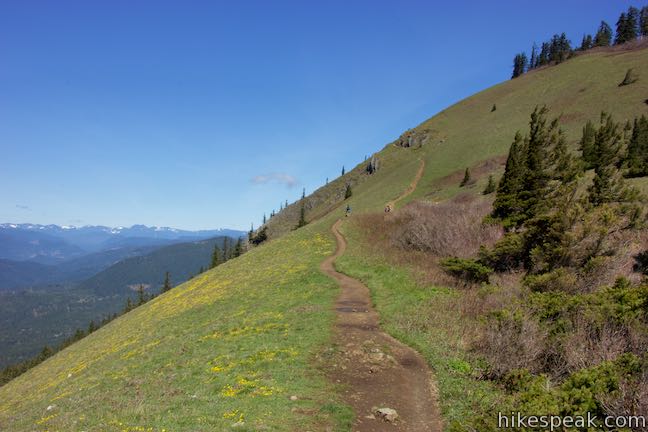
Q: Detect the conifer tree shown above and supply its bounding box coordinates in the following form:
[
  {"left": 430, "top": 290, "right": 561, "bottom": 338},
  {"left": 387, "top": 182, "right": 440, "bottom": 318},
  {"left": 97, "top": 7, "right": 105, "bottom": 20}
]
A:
[
  {"left": 88, "top": 320, "right": 97, "bottom": 333},
  {"left": 594, "top": 21, "right": 613, "bottom": 46},
  {"left": 211, "top": 244, "right": 221, "bottom": 268},
  {"left": 233, "top": 238, "right": 243, "bottom": 257},
  {"left": 641, "top": 6, "right": 648, "bottom": 36},
  {"left": 344, "top": 184, "right": 352, "bottom": 199},
  {"left": 529, "top": 43, "right": 538, "bottom": 69},
  {"left": 483, "top": 175, "right": 496, "bottom": 195},
  {"left": 302, "top": 187, "right": 305, "bottom": 199},
  {"left": 262, "top": 213, "right": 266, "bottom": 224},
  {"left": 538, "top": 42, "right": 550, "bottom": 66},
  {"left": 341, "top": 166, "right": 345, "bottom": 176},
  {"left": 580, "top": 34, "right": 593, "bottom": 50},
  {"left": 460, "top": 168, "right": 471, "bottom": 186},
  {"left": 285, "top": 199, "right": 288, "bottom": 208},
  {"left": 296, "top": 204, "right": 307, "bottom": 228},
  {"left": 137, "top": 284, "right": 147, "bottom": 306},
  {"left": 222, "top": 237, "right": 229, "bottom": 262},
  {"left": 511, "top": 53, "right": 528, "bottom": 78},
  {"left": 162, "top": 271, "right": 172, "bottom": 292},
  {"left": 492, "top": 132, "right": 527, "bottom": 222},
  {"left": 616, "top": 8, "right": 638, "bottom": 44},
  {"left": 124, "top": 297, "right": 133, "bottom": 313},
  {"left": 579, "top": 120, "right": 597, "bottom": 169},
  {"left": 588, "top": 113, "right": 627, "bottom": 205},
  {"left": 616, "top": 12, "right": 628, "bottom": 45},
  {"left": 626, "top": 116, "right": 648, "bottom": 177}
]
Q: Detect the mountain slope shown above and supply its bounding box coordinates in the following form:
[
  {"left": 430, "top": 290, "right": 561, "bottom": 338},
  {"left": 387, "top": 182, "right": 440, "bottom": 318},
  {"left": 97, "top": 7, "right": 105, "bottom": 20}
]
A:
[
  {"left": 0, "top": 237, "right": 234, "bottom": 369},
  {"left": 1, "top": 45, "right": 647, "bottom": 431}
]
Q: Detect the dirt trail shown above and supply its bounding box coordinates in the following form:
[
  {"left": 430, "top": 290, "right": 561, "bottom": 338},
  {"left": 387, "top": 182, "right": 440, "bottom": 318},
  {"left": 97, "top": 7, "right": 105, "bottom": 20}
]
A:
[
  {"left": 386, "top": 159, "right": 425, "bottom": 210},
  {"left": 320, "top": 159, "right": 441, "bottom": 432}
]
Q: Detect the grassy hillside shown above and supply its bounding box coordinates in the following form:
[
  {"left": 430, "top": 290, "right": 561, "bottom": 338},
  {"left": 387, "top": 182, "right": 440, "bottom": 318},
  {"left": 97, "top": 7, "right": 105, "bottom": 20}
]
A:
[
  {"left": 1, "top": 45, "right": 647, "bottom": 431},
  {"left": 0, "top": 237, "right": 231, "bottom": 369}
]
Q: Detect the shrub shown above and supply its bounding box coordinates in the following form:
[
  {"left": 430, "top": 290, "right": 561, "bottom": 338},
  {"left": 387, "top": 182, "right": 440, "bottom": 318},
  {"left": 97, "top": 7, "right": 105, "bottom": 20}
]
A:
[
  {"left": 482, "top": 175, "right": 496, "bottom": 195},
  {"left": 479, "top": 232, "right": 525, "bottom": 271},
  {"left": 390, "top": 199, "right": 502, "bottom": 258},
  {"left": 633, "top": 250, "right": 648, "bottom": 274},
  {"left": 440, "top": 257, "right": 493, "bottom": 283},
  {"left": 524, "top": 268, "right": 578, "bottom": 293},
  {"left": 619, "top": 68, "right": 639, "bottom": 86},
  {"left": 460, "top": 168, "right": 471, "bottom": 187}
]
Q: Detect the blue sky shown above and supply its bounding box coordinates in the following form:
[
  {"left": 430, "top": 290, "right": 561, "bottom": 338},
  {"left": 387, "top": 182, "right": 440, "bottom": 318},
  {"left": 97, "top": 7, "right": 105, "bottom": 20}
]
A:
[{"left": 0, "top": 0, "right": 636, "bottom": 230}]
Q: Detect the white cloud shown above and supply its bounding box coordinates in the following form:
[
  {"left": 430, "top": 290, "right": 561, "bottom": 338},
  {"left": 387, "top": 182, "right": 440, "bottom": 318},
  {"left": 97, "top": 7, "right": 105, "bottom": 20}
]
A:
[
  {"left": 15, "top": 204, "right": 31, "bottom": 211},
  {"left": 251, "top": 173, "right": 298, "bottom": 188}
]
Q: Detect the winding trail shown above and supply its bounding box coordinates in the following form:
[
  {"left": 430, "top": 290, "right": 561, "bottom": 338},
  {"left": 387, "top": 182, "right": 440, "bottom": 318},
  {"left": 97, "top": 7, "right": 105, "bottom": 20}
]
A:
[
  {"left": 386, "top": 159, "right": 425, "bottom": 210},
  {"left": 320, "top": 158, "right": 441, "bottom": 431}
]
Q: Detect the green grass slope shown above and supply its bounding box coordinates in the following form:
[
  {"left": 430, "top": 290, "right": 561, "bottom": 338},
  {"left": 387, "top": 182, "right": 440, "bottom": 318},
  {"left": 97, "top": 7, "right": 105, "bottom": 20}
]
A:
[{"left": 1, "top": 45, "right": 647, "bottom": 431}]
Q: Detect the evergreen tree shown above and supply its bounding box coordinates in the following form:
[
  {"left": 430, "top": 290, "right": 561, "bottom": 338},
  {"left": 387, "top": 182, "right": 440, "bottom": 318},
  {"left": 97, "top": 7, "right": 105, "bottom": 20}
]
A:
[
  {"left": 199, "top": 266, "right": 204, "bottom": 274},
  {"left": 538, "top": 42, "right": 550, "bottom": 66},
  {"left": 285, "top": 199, "right": 288, "bottom": 208},
  {"left": 222, "top": 237, "right": 229, "bottom": 262},
  {"left": 529, "top": 42, "right": 538, "bottom": 69},
  {"left": 262, "top": 213, "right": 266, "bottom": 224},
  {"left": 580, "top": 34, "right": 593, "bottom": 50},
  {"left": 460, "top": 168, "right": 471, "bottom": 186},
  {"left": 492, "top": 132, "right": 527, "bottom": 222},
  {"left": 344, "top": 184, "right": 353, "bottom": 199},
  {"left": 302, "top": 187, "right": 305, "bottom": 199},
  {"left": 250, "top": 226, "right": 268, "bottom": 245},
  {"left": 579, "top": 120, "right": 597, "bottom": 169},
  {"left": 616, "top": 8, "right": 638, "bottom": 44},
  {"left": 588, "top": 113, "right": 627, "bottom": 205},
  {"left": 594, "top": 21, "right": 613, "bottom": 46},
  {"left": 483, "top": 175, "right": 496, "bottom": 195},
  {"left": 124, "top": 297, "right": 133, "bottom": 313},
  {"left": 210, "top": 243, "right": 221, "bottom": 268},
  {"left": 233, "top": 238, "right": 243, "bottom": 257},
  {"left": 88, "top": 320, "right": 97, "bottom": 333},
  {"left": 641, "top": 6, "right": 648, "bottom": 37},
  {"left": 162, "top": 271, "right": 172, "bottom": 292},
  {"left": 341, "top": 166, "right": 345, "bottom": 176},
  {"left": 616, "top": 12, "right": 628, "bottom": 45},
  {"left": 137, "top": 284, "right": 147, "bottom": 305},
  {"left": 296, "top": 204, "right": 307, "bottom": 228},
  {"left": 511, "top": 53, "right": 528, "bottom": 78},
  {"left": 626, "top": 116, "right": 648, "bottom": 177}
]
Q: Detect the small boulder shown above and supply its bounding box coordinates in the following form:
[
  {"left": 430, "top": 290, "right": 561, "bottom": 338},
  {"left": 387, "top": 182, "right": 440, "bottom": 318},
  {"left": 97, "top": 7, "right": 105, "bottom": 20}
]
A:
[
  {"left": 375, "top": 407, "right": 399, "bottom": 423},
  {"left": 290, "top": 395, "right": 298, "bottom": 401}
]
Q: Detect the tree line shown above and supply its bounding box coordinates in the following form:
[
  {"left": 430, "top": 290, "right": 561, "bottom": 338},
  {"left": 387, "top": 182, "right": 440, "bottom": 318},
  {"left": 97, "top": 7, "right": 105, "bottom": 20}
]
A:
[{"left": 512, "top": 4, "right": 648, "bottom": 78}]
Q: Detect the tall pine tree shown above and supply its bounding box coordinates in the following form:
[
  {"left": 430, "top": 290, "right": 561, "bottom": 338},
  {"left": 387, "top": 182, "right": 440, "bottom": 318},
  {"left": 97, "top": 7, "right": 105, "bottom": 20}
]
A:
[
  {"left": 594, "top": 21, "right": 613, "bottom": 46},
  {"left": 162, "top": 271, "right": 172, "bottom": 292},
  {"left": 210, "top": 244, "right": 221, "bottom": 268},
  {"left": 579, "top": 120, "right": 597, "bottom": 169},
  {"left": 588, "top": 113, "right": 627, "bottom": 205},
  {"left": 626, "top": 116, "right": 648, "bottom": 177},
  {"left": 641, "top": 6, "right": 648, "bottom": 36}
]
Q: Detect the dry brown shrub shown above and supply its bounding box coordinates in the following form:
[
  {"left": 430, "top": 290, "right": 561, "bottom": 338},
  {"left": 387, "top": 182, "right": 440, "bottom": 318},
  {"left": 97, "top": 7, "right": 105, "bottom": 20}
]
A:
[
  {"left": 387, "top": 197, "right": 502, "bottom": 258},
  {"left": 563, "top": 318, "right": 629, "bottom": 373},
  {"left": 601, "top": 370, "right": 648, "bottom": 431},
  {"left": 474, "top": 308, "right": 548, "bottom": 379}
]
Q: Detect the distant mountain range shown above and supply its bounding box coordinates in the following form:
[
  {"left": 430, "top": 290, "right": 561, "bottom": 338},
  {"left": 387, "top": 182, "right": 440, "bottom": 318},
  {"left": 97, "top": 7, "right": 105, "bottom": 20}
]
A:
[{"left": 0, "top": 223, "right": 245, "bottom": 261}]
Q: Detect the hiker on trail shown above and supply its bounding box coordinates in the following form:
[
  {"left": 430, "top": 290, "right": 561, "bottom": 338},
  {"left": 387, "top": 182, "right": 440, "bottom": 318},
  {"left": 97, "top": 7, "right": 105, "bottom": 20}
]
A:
[{"left": 345, "top": 205, "right": 351, "bottom": 217}]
